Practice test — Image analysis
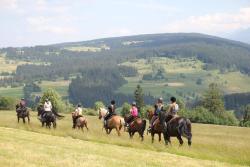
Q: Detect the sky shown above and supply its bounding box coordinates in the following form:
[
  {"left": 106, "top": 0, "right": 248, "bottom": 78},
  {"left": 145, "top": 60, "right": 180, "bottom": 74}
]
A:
[{"left": 0, "top": 0, "right": 250, "bottom": 47}]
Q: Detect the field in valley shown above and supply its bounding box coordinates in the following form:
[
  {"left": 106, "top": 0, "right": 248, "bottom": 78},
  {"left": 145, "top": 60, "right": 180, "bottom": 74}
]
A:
[
  {"left": 118, "top": 57, "right": 250, "bottom": 98},
  {"left": 0, "top": 111, "right": 249, "bottom": 167}
]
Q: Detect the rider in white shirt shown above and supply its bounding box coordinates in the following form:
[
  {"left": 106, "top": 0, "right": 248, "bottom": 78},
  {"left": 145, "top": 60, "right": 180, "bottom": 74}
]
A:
[{"left": 44, "top": 99, "right": 52, "bottom": 112}]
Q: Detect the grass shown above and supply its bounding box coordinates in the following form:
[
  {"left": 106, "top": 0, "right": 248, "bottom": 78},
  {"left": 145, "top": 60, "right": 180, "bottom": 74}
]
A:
[
  {"left": 0, "top": 86, "right": 23, "bottom": 98},
  {"left": 64, "top": 45, "right": 110, "bottom": 52},
  {"left": 0, "top": 111, "right": 249, "bottom": 166},
  {"left": 118, "top": 57, "right": 250, "bottom": 98}
]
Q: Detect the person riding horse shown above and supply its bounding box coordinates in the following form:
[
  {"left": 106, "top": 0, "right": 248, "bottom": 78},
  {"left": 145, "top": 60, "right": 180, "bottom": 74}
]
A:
[
  {"left": 125, "top": 102, "right": 138, "bottom": 129},
  {"left": 72, "top": 104, "right": 83, "bottom": 129},
  {"left": 148, "top": 98, "right": 164, "bottom": 132},
  {"left": 104, "top": 100, "right": 116, "bottom": 128},
  {"left": 16, "top": 98, "right": 27, "bottom": 114},
  {"left": 166, "top": 97, "right": 179, "bottom": 122},
  {"left": 40, "top": 99, "right": 53, "bottom": 121}
]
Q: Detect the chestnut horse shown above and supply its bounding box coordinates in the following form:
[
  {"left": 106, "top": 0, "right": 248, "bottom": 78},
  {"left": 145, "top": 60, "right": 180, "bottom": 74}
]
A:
[
  {"left": 98, "top": 108, "right": 125, "bottom": 136},
  {"left": 147, "top": 109, "right": 163, "bottom": 143},
  {"left": 159, "top": 111, "right": 192, "bottom": 146},
  {"left": 72, "top": 112, "right": 89, "bottom": 132},
  {"left": 124, "top": 115, "right": 146, "bottom": 141}
]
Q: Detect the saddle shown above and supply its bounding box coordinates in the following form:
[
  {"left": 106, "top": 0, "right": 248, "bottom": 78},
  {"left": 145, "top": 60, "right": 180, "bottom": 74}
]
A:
[{"left": 17, "top": 107, "right": 27, "bottom": 115}]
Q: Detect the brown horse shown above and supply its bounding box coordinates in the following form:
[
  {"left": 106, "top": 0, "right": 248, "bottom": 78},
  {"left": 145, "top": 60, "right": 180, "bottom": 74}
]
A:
[
  {"left": 98, "top": 108, "right": 124, "bottom": 136},
  {"left": 159, "top": 111, "right": 192, "bottom": 146},
  {"left": 147, "top": 109, "right": 163, "bottom": 143},
  {"left": 124, "top": 115, "right": 146, "bottom": 141},
  {"left": 72, "top": 112, "right": 89, "bottom": 132},
  {"left": 16, "top": 104, "right": 30, "bottom": 124}
]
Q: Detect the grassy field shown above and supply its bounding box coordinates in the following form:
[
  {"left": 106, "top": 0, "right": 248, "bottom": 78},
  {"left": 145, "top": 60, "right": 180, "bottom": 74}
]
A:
[
  {"left": 118, "top": 57, "right": 250, "bottom": 97},
  {"left": 64, "top": 45, "right": 110, "bottom": 52},
  {"left": 0, "top": 111, "right": 249, "bottom": 166},
  {"left": 0, "top": 86, "right": 23, "bottom": 98}
]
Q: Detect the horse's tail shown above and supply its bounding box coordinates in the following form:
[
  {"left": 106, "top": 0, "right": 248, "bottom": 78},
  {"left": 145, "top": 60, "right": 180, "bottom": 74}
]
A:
[
  {"left": 183, "top": 118, "right": 192, "bottom": 146},
  {"left": 119, "top": 118, "right": 123, "bottom": 130},
  {"left": 53, "top": 111, "right": 64, "bottom": 120}
]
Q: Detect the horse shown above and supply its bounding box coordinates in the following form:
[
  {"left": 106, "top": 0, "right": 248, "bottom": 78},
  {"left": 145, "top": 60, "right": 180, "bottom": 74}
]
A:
[
  {"left": 147, "top": 108, "right": 163, "bottom": 143},
  {"left": 37, "top": 105, "right": 57, "bottom": 129},
  {"left": 124, "top": 115, "right": 146, "bottom": 141},
  {"left": 159, "top": 111, "right": 192, "bottom": 146},
  {"left": 98, "top": 107, "right": 125, "bottom": 136},
  {"left": 72, "top": 112, "right": 89, "bottom": 132},
  {"left": 16, "top": 104, "right": 30, "bottom": 124}
]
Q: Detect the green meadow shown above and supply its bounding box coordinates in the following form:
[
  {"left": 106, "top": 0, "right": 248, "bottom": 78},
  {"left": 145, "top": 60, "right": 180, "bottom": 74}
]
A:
[{"left": 0, "top": 111, "right": 249, "bottom": 167}]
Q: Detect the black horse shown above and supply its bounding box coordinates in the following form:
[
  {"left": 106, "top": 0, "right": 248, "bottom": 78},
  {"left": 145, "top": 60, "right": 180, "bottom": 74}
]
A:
[
  {"left": 159, "top": 111, "right": 192, "bottom": 146},
  {"left": 37, "top": 105, "right": 64, "bottom": 129},
  {"left": 16, "top": 104, "right": 30, "bottom": 123}
]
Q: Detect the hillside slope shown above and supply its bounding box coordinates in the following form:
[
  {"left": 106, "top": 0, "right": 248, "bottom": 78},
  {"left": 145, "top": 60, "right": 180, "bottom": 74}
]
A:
[
  {"left": 0, "top": 111, "right": 250, "bottom": 166},
  {"left": 0, "top": 127, "right": 243, "bottom": 167}
]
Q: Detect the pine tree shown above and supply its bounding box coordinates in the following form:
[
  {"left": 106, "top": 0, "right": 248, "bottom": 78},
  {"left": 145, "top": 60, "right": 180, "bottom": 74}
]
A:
[
  {"left": 134, "top": 84, "right": 144, "bottom": 113},
  {"left": 202, "top": 83, "right": 225, "bottom": 115}
]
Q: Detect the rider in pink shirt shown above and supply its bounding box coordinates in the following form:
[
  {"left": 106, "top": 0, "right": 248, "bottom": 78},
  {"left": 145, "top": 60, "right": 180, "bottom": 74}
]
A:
[
  {"left": 130, "top": 105, "right": 138, "bottom": 117},
  {"left": 126, "top": 102, "right": 138, "bottom": 127}
]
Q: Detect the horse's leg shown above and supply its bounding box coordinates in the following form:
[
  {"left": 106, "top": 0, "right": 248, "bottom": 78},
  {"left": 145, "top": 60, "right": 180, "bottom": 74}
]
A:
[
  {"left": 116, "top": 127, "right": 121, "bottom": 136},
  {"left": 177, "top": 135, "right": 184, "bottom": 146},
  {"left": 23, "top": 117, "right": 25, "bottom": 124},
  {"left": 159, "top": 133, "right": 161, "bottom": 142},
  {"left": 163, "top": 132, "right": 171, "bottom": 145},
  {"left": 53, "top": 121, "right": 56, "bottom": 129},
  {"left": 139, "top": 130, "right": 144, "bottom": 141},
  {"left": 28, "top": 115, "right": 30, "bottom": 123},
  {"left": 151, "top": 132, "right": 154, "bottom": 143},
  {"left": 85, "top": 123, "right": 89, "bottom": 131},
  {"left": 129, "top": 131, "right": 132, "bottom": 138}
]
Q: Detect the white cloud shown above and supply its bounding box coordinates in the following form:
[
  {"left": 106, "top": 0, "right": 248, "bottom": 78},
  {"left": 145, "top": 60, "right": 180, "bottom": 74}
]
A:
[
  {"left": 27, "top": 16, "right": 77, "bottom": 35},
  {"left": 0, "top": 0, "right": 18, "bottom": 9},
  {"left": 162, "top": 7, "right": 250, "bottom": 35}
]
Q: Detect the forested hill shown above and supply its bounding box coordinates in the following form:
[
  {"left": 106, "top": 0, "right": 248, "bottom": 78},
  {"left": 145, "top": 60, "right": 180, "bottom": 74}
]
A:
[
  {"left": 1, "top": 33, "right": 250, "bottom": 106},
  {"left": 3, "top": 33, "right": 250, "bottom": 74}
]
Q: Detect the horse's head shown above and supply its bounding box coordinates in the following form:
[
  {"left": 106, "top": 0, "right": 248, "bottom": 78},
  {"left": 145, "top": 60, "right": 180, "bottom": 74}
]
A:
[
  {"left": 16, "top": 104, "right": 20, "bottom": 110},
  {"left": 98, "top": 108, "right": 107, "bottom": 120},
  {"left": 147, "top": 108, "right": 154, "bottom": 121},
  {"left": 123, "top": 114, "right": 130, "bottom": 123},
  {"left": 37, "top": 105, "right": 43, "bottom": 116}
]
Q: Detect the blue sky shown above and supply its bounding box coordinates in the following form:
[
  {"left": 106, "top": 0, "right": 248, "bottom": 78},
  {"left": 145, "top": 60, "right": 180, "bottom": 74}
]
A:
[{"left": 0, "top": 0, "right": 250, "bottom": 47}]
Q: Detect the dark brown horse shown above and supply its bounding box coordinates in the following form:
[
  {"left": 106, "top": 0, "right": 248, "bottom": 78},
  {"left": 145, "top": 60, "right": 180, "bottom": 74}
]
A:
[
  {"left": 124, "top": 115, "right": 146, "bottom": 141},
  {"left": 16, "top": 104, "right": 30, "bottom": 123},
  {"left": 147, "top": 109, "right": 163, "bottom": 143},
  {"left": 159, "top": 111, "right": 192, "bottom": 146},
  {"left": 72, "top": 112, "right": 89, "bottom": 132}
]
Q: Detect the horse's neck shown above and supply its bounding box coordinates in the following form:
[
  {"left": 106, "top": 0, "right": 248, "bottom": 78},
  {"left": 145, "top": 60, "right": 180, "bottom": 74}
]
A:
[{"left": 100, "top": 108, "right": 107, "bottom": 118}]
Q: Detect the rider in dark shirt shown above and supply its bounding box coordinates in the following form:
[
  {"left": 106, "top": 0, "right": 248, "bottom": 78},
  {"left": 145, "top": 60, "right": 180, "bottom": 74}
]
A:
[{"left": 104, "top": 100, "right": 116, "bottom": 127}]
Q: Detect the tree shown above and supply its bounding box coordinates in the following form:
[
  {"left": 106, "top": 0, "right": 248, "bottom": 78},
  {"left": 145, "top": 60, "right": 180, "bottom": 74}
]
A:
[
  {"left": 134, "top": 84, "right": 144, "bottom": 113},
  {"left": 40, "top": 89, "right": 65, "bottom": 113},
  {"left": 202, "top": 83, "right": 225, "bottom": 115},
  {"left": 243, "top": 105, "right": 250, "bottom": 122},
  {"left": 94, "top": 101, "right": 105, "bottom": 111},
  {"left": 121, "top": 102, "right": 131, "bottom": 117}
]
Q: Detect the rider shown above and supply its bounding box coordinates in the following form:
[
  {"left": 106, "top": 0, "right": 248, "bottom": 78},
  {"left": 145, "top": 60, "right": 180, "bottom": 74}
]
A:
[
  {"left": 126, "top": 102, "right": 138, "bottom": 127},
  {"left": 43, "top": 98, "right": 52, "bottom": 119},
  {"left": 72, "top": 104, "right": 83, "bottom": 129},
  {"left": 148, "top": 97, "right": 164, "bottom": 131},
  {"left": 167, "top": 97, "right": 179, "bottom": 118},
  {"left": 104, "top": 100, "right": 116, "bottom": 128},
  {"left": 17, "top": 98, "right": 27, "bottom": 113}
]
